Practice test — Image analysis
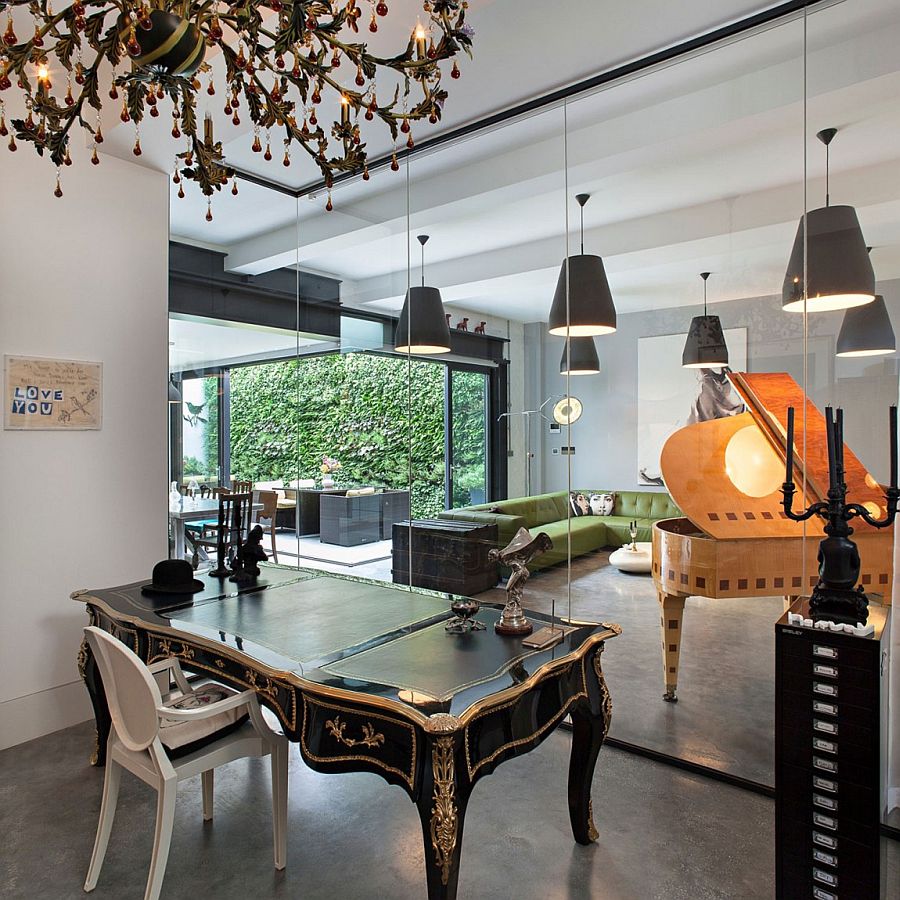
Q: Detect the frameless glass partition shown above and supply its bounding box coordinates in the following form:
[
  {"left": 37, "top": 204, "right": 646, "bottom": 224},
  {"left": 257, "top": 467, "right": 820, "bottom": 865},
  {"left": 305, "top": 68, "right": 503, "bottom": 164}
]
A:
[
  {"left": 802, "top": 1, "right": 900, "bottom": 828},
  {"left": 161, "top": 2, "right": 900, "bottom": 816},
  {"left": 557, "top": 14, "right": 808, "bottom": 787}
]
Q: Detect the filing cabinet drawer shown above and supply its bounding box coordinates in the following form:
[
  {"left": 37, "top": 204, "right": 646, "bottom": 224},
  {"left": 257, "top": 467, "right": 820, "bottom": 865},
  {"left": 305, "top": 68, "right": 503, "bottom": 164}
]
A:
[
  {"left": 780, "top": 764, "right": 876, "bottom": 827},
  {"left": 778, "top": 700, "right": 875, "bottom": 751},
  {"left": 779, "top": 659, "right": 875, "bottom": 710},
  {"left": 780, "top": 846, "right": 879, "bottom": 900},
  {"left": 780, "top": 720, "right": 874, "bottom": 771},
  {"left": 780, "top": 689, "right": 875, "bottom": 731},
  {"left": 779, "top": 635, "right": 874, "bottom": 671},
  {"left": 781, "top": 818, "right": 880, "bottom": 876}
]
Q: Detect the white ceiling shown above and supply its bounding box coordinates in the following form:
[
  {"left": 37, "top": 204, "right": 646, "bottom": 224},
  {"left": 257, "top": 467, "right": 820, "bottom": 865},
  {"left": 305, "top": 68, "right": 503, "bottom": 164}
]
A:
[{"left": 93, "top": 0, "right": 900, "bottom": 322}]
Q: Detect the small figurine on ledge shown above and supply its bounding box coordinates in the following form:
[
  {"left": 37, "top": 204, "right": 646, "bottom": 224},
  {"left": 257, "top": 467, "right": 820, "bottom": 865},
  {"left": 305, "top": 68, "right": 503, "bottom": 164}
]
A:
[
  {"left": 455, "top": 317, "right": 469, "bottom": 331},
  {"left": 229, "top": 525, "right": 268, "bottom": 583},
  {"left": 489, "top": 527, "right": 553, "bottom": 635},
  {"left": 782, "top": 404, "right": 899, "bottom": 625},
  {"left": 474, "top": 321, "right": 486, "bottom": 335}
]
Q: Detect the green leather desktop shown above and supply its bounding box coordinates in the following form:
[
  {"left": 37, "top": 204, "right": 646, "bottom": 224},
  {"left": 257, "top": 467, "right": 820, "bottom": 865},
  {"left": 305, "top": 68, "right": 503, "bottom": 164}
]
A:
[{"left": 438, "top": 490, "right": 681, "bottom": 569}]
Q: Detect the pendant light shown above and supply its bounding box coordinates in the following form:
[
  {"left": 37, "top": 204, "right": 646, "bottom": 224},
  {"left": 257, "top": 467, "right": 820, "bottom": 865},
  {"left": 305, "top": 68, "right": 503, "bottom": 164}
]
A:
[
  {"left": 782, "top": 128, "right": 875, "bottom": 312},
  {"left": 548, "top": 193, "right": 617, "bottom": 336},
  {"left": 559, "top": 337, "right": 600, "bottom": 375},
  {"left": 168, "top": 376, "right": 182, "bottom": 404},
  {"left": 682, "top": 272, "right": 729, "bottom": 368},
  {"left": 394, "top": 234, "right": 451, "bottom": 354},
  {"left": 837, "top": 297, "right": 895, "bottom": 357}
]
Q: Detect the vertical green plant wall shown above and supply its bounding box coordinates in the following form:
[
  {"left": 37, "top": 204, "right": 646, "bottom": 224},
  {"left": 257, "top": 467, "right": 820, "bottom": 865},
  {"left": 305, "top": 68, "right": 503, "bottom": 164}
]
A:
[{"left": 229, "top": 353, "right": 447, "bottom": 518}]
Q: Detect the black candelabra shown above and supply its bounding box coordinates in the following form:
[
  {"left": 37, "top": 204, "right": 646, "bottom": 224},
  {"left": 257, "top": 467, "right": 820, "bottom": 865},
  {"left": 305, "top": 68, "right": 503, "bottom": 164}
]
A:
[{"left": 782, "top": 404, "right": 899, "bottom": 624}]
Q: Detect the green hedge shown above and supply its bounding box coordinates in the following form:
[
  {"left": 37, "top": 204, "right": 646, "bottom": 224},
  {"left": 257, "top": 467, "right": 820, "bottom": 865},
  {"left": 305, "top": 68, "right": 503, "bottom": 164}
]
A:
[{"left": 229, "top": 353, "right": 447, "bottom": 518}]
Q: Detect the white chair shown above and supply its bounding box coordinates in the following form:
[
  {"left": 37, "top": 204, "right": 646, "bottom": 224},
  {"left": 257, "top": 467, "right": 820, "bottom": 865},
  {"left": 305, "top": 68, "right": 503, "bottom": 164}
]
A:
[{"left": 82, "top": 626, "right": 288, "bottom": 900}]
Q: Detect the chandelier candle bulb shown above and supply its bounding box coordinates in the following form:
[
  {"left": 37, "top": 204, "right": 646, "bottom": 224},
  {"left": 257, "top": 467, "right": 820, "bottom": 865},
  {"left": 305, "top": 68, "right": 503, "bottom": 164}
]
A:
[{"left": 340, "top": 94, "right": 351, "bottom": 127}]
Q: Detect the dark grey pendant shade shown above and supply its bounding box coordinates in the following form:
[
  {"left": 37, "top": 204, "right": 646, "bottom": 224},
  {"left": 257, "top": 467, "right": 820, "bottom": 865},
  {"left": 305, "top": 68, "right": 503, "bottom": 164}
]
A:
[
  {"left": 560, "top": 336, "right": 600, "bottom": 375},
  {"left": 682, "top": 315, "right": 729, "bottom": 368},
  {"left": 394, "top": 234, "right": 451, "bottom": 355},
  {"left": 548, "top": 195, "right": 616, "bottom": 337},
  {"left": 393, "top": 286, "right": 451, "bottom": 354},
  {"left": 782, "top": 205, "right": 876, "bottom": 312},
  {"left": 836, "top": 295, "right": 895, "bottom": 357},
  {"left": 683, "top": 272, "right": 728, "bottom": 368},
  {"left": 548, "top": 254, "right": 617, "bottom": 336}
]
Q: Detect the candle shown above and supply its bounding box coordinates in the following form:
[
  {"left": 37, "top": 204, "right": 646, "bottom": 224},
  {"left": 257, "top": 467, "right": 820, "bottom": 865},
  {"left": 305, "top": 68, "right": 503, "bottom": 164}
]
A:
[
  {"left": 340, "top": 94, "right": 351, "bottom": 127},
  {"left": 835, "top": 407, "right": 845, "bottom": 487},
  {"left": 414, "top": 20, "right": 427, "bottom": 59},
  {"left": 825, "top": 406, "right": 837, "bottom": 490},
  {"left": 891, "top": 405, "right": 897, "bottom": 488},
  {"left": 785, "top": 406, "right": 794, "bottom": 485}
]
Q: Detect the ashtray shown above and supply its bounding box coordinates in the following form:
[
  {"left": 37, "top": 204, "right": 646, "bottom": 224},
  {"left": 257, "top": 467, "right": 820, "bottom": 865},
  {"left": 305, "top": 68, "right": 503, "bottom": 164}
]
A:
[{"left": 445, "top": 597, "right": 486, "bottom": 633}]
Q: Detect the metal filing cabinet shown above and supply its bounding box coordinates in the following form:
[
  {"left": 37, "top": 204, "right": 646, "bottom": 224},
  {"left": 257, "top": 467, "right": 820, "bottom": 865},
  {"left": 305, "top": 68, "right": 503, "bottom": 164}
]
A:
[{"left": 776, "top": 598, "right": 890, "bottom": 900}]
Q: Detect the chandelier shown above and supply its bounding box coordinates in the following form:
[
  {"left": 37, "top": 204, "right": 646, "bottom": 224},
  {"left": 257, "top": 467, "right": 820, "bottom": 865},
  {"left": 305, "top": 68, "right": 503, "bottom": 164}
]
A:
[{"left": 0, "top": 1, "right": 473, "bottom": 216}]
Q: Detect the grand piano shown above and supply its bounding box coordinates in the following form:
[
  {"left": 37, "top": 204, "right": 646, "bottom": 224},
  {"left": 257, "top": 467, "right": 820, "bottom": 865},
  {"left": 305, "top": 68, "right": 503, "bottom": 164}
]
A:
[{"left": 651, "top": 372, "right": 894, "bottom": 701}]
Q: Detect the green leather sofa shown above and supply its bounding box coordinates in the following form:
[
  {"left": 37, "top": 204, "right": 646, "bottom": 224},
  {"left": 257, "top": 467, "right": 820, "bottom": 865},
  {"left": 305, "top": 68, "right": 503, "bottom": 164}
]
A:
[{"left": 437, "top": 490, "right": 682, "bottom": 571}]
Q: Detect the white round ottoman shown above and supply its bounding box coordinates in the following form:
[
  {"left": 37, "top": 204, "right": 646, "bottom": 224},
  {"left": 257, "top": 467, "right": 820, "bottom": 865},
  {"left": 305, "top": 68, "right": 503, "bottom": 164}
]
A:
[{"left": 609, "top": 542, "right": 652, "bottom": 573}]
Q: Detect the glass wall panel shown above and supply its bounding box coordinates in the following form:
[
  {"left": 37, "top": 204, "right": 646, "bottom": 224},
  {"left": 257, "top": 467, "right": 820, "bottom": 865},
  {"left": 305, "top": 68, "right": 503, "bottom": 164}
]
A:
[
  {"left": 560, "top": 16, "right": 806, "bottom": 786},
  {"left": 803, "top": 0, "right": 900, "bottom": 828}
]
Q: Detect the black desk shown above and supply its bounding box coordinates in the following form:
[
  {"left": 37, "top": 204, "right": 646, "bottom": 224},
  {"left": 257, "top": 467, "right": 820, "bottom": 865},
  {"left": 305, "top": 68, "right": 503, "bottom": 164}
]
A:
[{"left": 74, "top": 568, "right": 619, "bottom": 900}]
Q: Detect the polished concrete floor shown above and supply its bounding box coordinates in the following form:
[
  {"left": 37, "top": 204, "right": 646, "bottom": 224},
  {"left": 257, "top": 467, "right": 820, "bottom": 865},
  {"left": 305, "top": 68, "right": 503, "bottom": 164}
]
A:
[{"left": 1, "top": 719, "right": 783, "bottom": 900}]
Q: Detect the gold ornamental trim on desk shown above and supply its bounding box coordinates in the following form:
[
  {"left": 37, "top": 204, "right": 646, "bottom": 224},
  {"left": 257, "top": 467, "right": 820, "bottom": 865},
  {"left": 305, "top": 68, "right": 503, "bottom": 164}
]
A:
[
  {"left": 325, "top": 715, "right": 386, "bottom": 750},
  {"left": 430, "top": 736, "right": 459, "bottom": 887},
  {"left": 301, "top": 695, "right": 417, "bottom": 790}
]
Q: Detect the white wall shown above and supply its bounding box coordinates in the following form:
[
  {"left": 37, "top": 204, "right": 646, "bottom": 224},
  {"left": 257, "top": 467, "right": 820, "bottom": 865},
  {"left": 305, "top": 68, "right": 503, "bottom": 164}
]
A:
[{"left": 0, "top": 136, "right": 169, "bottom": 749}]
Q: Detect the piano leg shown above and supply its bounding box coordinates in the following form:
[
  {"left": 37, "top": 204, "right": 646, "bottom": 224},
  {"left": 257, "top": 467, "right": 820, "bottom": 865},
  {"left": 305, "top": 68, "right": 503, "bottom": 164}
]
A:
[{"left": 657, "top": 591, "right": 686, "bottom": 702}]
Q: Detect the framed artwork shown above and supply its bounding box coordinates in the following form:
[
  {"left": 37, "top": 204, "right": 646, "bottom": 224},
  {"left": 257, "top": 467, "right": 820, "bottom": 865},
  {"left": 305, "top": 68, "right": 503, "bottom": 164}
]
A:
[
  {"left": 636, "top": 328, "right": 747, "bottom": 486},
  {"left": 4, "top": 355, "right": 102, "bottom": 430}
]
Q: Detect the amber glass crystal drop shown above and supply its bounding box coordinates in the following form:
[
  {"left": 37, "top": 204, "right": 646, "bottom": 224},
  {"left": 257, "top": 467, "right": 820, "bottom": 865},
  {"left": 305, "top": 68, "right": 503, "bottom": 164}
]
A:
[
  {"left": 91, "top": 145, "right": 99, "bottom": 165},
  {"left": 376, "top": 2, "right": 388, "bottom": 15},
  {"left": 231, "top": 178, "right": 239, "bottom": 196},
  {"left": 94, "top": 125, "right": 103, "bottom": 144},
  {"left": 325, "top": 192, "right": 333, "bottom": 211},
  {"left": 390, "top": 151, "right": 399, "bottom": 171},
  {"left": 355, "top": 66, "right": 365, "bottom": 87},
  {"left": 362, "top": 165, "right": 370, "bottom": 181},
  {"left": 64, "top": 146, "right": 72, "bottom": 166},
  {"left": 400, "top": 119, "right": 410, "bottom": 133},
  {"left": 178, "top": 183, "right": 185, "bottom": 199},
  {"left": 7, "top": 133, "right": 16, "bottom": 151},
  {"left": 108, "top": 84, "right": 118, "bottom": 100},
  {"left": 264, "top": 142, "right": 272, "bottom": 162},
  {"left": 206, "top": 200, "right": 213, "bottom": 222},
  {"left": 252, "top": 133, "right": 262, "bottom": 152},
  {"left": 4, "top": 19, "right": 17, "bottom": 47},
  {"left": 54, "top": 173, "right": 63, "bottom": 198},
  {"left": 133, "top": 137, "right": 141, "bottom": 156},
  {"left": 120, "top": 100, "right": 130, "bottom": 123},
  {"left": 451, "top": 60, "right": 460, "bottom": 79}
]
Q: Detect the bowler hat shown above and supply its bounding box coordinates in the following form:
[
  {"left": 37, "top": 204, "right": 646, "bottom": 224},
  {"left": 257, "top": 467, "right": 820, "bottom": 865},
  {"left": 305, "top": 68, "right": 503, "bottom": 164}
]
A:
[{"left": 141, "top": 559, "right": 205, "bottom": 595}]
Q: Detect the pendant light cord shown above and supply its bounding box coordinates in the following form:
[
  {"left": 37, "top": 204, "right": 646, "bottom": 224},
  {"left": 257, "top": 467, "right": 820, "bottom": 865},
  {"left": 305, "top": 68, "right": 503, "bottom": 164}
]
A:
[
  {"left": 421, "top": 241, "right": 425, "bottom": 287},
  {"left": 580, "top": 201, "right": 584, "bottom": 255},
  {"left": 703, "top": 278, "right": 707, "bottom": 316},
  {"left": 825, "top": 141, "right": 830, "bottom": 207}
]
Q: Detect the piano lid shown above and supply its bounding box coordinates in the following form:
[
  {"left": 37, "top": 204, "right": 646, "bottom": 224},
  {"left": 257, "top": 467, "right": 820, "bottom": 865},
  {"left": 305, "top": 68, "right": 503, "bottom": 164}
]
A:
[{"left": 660, "top": 372, "right": 889, "bottom": 539}]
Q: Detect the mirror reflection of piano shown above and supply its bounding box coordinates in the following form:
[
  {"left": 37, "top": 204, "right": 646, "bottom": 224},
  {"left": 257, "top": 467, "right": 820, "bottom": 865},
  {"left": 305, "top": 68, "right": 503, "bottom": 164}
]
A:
[{"left": 651, "top": 372, "right": 893, "bottom": 701}]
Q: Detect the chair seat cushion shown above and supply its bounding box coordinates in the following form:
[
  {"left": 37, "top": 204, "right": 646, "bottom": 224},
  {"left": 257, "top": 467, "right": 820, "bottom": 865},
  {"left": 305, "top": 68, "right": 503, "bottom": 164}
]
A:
[{"left": 159, "top": 683, "right": 249, "bottom": 759}]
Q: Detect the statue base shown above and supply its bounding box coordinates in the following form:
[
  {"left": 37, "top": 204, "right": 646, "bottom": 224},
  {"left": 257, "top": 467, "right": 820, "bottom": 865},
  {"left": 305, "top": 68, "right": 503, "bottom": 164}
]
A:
[
  {"left": 495, "top": 613, "right": 533, "bottom": 636},
  {"left": 809, "top": 584, "right": 869, "bottom": 627}
]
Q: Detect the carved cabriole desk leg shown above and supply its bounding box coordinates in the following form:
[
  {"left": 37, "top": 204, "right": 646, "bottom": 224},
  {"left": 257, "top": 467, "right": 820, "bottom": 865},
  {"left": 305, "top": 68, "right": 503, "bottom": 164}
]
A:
[
  {"left": 658, "top": 591, "right": 686, "bottom": 702},
  {"left": 416, "top": 714, "right": 471, "bottom": 900},
  {"left": 76, "top": 610, "right": 110, "bottom": 767},
  {"left": 567, "top": 646, "right": 612, "bottom": 845}
]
